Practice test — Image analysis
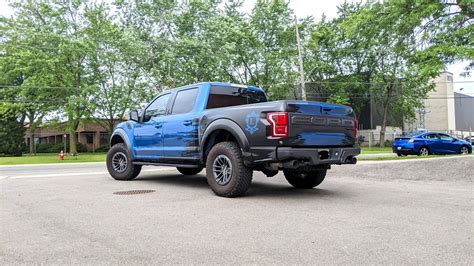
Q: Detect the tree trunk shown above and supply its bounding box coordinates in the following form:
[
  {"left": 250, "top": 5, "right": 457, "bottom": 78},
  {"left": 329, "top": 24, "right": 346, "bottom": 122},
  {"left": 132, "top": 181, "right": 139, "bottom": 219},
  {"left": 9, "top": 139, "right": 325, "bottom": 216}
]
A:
[
  {"left": 67, "top": 113, "right": 80, "bottom": 155},
  {"left": 379, "top": 104, "right": 389, "bottom": 147},
  {"left": 379, "top": 85, "right": 393, "bottom": 147},
  {"left": 29, "top": 130, "right": 36, "bottom": 155},
  {"left": 69, "top": 129, "right": 77, "bottom": 155},
  {"left": 108, "top": 121, "right": 115, "bottom": 148}
]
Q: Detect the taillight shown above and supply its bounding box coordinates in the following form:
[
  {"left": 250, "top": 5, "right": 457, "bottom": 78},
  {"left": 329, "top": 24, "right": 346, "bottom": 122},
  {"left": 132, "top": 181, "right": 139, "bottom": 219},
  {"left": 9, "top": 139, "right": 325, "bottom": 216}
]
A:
[
  {"left": 266, "top": 112, "right": 288, "bottom": 138},
  {"left": 354, "top": 116, "right": 359, "bottom": 137}
]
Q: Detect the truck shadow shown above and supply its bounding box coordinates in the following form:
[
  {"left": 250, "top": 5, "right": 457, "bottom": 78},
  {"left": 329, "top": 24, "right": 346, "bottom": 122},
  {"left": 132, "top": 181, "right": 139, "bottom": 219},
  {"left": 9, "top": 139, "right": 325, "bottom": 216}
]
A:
[
  {"left": 246, "top": 182, "right": 344, "bottom": 199},
  {"left": 137, "top": 174, "right": 209, "bottom": 189},
  {"left": 136, "top": 173, "right": 348, "bottom": 199}
]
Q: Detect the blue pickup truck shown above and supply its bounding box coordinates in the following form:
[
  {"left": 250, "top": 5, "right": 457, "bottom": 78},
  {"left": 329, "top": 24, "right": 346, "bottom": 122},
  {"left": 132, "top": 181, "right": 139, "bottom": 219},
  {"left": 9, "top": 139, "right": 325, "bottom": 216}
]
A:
[{"left": 107, "top": 82, "right": 360, "bottom": 197}]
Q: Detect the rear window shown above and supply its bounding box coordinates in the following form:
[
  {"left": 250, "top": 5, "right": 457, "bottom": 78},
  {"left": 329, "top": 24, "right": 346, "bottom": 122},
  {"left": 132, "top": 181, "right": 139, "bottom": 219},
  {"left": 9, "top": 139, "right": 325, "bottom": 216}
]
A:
[{"left": 206, "top": 86, "right": 267, "bottom": 109}]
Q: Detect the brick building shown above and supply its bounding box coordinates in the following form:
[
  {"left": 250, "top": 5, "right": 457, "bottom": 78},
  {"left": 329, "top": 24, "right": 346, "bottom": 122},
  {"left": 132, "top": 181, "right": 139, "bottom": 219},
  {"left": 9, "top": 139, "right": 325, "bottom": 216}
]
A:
[{"left": 25, "top": 120, "right": 111, "bottom": 152}]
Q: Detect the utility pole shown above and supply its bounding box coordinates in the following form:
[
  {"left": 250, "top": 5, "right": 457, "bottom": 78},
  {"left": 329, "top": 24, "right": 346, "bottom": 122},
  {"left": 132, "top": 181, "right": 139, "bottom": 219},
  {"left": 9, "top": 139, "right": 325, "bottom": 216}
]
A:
[{"left": 294, "top": 15, "right": 307, "bottom": 101}]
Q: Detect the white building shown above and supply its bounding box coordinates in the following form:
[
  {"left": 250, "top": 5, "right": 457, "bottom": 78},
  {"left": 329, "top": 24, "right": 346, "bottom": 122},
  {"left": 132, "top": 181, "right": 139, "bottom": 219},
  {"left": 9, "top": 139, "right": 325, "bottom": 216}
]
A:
[{"left": 410, "top": 71, "right": 457, "bottom": 132}]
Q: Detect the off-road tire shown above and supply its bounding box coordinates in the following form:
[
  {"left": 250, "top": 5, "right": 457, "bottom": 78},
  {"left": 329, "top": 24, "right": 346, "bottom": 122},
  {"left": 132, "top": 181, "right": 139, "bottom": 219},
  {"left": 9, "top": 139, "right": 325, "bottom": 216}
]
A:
[
  {"left": 283, "top": 169, "right": 327, "bottom": 189},
  {"left": 177, "top": 167, "right": 203, "bottom": 175},
  {"left": 106, "top": 143, "right": 141, "bottom": 181},
  {"left": 205, "top": 141, "right": 253, "bottom": 197}
]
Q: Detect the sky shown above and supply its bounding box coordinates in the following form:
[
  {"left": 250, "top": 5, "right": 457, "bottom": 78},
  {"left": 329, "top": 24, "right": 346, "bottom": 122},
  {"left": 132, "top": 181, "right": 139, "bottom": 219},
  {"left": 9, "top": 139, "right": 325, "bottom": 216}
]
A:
[{"left": 1, "top": 0, "right": 472, "bottom": 94}]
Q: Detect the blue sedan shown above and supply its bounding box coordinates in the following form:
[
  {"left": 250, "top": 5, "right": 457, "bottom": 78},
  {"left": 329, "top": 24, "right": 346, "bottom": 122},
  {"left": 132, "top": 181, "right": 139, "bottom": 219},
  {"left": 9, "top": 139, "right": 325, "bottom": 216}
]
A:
[{"left": 392, "top": 132, "right": 472, "bottom": 156}]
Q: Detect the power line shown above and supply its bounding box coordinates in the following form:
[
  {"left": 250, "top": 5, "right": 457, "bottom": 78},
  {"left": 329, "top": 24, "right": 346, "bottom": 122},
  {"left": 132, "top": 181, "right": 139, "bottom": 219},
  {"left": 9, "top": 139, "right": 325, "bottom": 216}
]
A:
[
  {"left": 2, "top": 96, "right": 473, "bottom": 104},
  {"left": 304, "top": 80, "right": 474, "bottom": 84},
  {"left": 0, "top": 99, "right": 66, "bottom": 103},
  {"left": 4, "top": 42, "right": 387, "bottom": 55},
  {"left": 1, "top": 80, "right": 473, "bottom": 90}
]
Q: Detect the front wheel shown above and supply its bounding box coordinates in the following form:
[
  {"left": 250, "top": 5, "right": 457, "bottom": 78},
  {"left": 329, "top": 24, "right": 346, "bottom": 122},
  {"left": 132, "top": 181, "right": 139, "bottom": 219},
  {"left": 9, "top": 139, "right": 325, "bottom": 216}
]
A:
[
  {"left": 460, "top": 146, "right": 469, "bottom": 155},
  {"left": 106, "top": 143, "right": 141, "bottom": 180},
  {"left": 205, "top": 141, "right": 253, "bottom": 197},
  {"left": 283, "top": 169, "right": 327, "bottom": 189}
]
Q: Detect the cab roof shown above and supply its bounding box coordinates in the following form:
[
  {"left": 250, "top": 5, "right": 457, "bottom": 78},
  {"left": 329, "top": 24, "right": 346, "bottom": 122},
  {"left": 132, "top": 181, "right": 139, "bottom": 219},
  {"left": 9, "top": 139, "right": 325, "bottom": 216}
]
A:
[{"left": 175, "top": 81, "right": 265, "bottom": 93}]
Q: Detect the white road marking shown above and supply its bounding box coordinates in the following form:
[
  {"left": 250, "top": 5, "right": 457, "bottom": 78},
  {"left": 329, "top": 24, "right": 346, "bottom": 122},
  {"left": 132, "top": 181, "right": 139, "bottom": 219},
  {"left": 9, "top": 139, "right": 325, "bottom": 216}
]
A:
[
  {"left": 2, "top": 168, "right": 175, "bottom": 180},
  {"left": 0, "top": 162, "right": 106, "bottom": 168}
]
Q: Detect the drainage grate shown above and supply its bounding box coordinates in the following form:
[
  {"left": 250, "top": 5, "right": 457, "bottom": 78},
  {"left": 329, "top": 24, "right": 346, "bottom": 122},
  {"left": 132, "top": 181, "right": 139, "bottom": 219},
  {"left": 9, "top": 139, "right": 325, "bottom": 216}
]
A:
[{"left": 113, "top": 190, "right": 155, "bottom": 195}]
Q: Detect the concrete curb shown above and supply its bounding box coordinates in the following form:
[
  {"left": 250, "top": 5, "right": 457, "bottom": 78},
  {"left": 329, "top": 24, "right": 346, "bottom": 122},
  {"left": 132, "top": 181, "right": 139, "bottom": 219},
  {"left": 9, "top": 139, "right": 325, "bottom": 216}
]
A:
[
  {"left": 357, "top": 153, "right": 394, "bottom": 159},
  {"left": 357, "top": 154, "right": 473, "bottom": 164}
]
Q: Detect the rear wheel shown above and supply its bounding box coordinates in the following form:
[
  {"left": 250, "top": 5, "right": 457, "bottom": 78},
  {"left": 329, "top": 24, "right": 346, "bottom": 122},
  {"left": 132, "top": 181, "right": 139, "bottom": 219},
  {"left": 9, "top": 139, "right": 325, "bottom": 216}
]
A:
[
  {"left": 418, "top": 147, "right": 430, "bottom": 156},
  {"left": 283, "top": 169, "right": 327, "bottom": 189},
  {"left": 176, "top": 167, "right": 203, "bottom": 175},
  {"left": 205, "top": 141, "right": 253, "bottom": 197},
  {"left": 106, "top": 143, "right": 141, "bottom": 180},
  {"left": 460, "top": 145, "right": 469, "bottom": 155}
]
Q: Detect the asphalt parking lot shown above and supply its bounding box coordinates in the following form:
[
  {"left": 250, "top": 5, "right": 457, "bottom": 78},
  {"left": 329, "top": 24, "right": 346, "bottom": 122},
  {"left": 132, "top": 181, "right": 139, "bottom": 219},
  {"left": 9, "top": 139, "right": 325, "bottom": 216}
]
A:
[{"left": 1, "top": 156, "right": 473, "bottom": 264}]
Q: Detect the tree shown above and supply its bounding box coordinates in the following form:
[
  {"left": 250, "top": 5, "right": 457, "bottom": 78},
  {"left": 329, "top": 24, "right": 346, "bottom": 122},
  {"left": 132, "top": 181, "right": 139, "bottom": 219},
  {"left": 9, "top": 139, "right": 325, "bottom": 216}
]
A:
[
  {"left": 0, "top": 6, "right": 64, "bottom": 154},
  {"left": 1, "top": 1, "right": 98, "bottom": 155},
  {"left": 390, "top": 0, "right": 473, "bottom": 67},
  {"left": 305, "top": 2, "right": 447, "bottom": 146},
  {"left": 0, "top": 105, "right": 26, "bottom": 156},
  {"left": 85, "top": 3, "right": 150, "bottom": 135},
  {"left": 235, "top": 0, "right": 299, "bottom": 99}
]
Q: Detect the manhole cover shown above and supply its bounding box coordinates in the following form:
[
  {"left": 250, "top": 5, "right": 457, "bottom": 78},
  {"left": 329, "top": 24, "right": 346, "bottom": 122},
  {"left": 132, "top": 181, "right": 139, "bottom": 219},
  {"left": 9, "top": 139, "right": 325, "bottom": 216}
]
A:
[{"left": 113, "top": 190, "right": 155, "bottom": 195}]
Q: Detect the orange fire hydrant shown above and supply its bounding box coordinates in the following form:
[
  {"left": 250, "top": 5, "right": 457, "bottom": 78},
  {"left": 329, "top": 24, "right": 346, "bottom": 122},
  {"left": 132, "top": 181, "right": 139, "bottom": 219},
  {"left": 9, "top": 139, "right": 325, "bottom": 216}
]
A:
[{"left": 60, "top": 150, "right": 65, "bottom": 160}]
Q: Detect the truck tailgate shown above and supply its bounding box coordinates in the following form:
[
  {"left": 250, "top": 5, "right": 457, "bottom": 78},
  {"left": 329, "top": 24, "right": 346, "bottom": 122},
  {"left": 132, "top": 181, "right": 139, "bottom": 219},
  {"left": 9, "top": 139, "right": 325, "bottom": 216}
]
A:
[{"left": 284, "top": 101, "right": 356, "bottom": 147}]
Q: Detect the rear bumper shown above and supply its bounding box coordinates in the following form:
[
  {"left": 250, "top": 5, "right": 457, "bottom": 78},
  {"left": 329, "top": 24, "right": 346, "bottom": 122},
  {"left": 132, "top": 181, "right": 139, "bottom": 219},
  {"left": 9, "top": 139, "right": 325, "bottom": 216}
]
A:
[
  {"left": 392, "top": 145, "right": 416, "bottom": 155},
  {"left": 276, "top": 147, "right": 360, "bottom": 165},
  {"left": 249, "top": 146, "right": 360, "bottom": 166}
]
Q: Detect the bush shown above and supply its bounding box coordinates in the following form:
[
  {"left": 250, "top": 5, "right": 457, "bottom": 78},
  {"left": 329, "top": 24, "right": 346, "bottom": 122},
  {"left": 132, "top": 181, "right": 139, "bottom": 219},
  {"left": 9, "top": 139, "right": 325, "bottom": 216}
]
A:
[
  {"left": 94, "top": 145, "right": 110, "bottom": 152},
  {"left": 36, "top": 143, "right": 66, "bottom": 153},
  {"left": 384, "top": 140, "right": 393, "bottom": 147},
  {"left": 0, "top": 110, "right": 26, "bottom": 156},
  {"left": 76, "top": 143, "right": 88, "bottom": 153}
]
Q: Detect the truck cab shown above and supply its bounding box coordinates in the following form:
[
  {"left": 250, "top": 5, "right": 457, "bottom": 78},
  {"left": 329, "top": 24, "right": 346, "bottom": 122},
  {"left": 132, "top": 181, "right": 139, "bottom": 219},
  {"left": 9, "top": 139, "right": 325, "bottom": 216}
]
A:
[{"left": 107, "top": 82, "right": 360, "bottom": 197}]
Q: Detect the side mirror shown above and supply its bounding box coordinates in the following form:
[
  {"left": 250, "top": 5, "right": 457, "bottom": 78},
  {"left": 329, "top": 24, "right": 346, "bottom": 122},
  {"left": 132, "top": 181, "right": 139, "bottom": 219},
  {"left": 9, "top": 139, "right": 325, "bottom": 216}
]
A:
[{"left": 129, "top": 110, "right": 139, "bottom": 122}]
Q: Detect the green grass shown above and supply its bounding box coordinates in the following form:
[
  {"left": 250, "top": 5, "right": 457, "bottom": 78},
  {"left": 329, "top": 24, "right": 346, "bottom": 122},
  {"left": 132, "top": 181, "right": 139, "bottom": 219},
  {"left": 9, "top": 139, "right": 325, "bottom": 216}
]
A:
[
  {"left": 360, "top": 147, "right": 394, "bottom": 154},
  {"left": 0, "top": 153, "right": 106, "bottom": 165}
]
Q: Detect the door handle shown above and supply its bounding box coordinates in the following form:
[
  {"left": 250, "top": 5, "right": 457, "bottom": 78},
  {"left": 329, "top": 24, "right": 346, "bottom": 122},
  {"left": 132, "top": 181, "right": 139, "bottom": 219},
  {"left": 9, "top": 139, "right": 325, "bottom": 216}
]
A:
[
  {"left": 155, "top": 124, "right": 162, "bottom": 129},
  {"left": 183, "top": 120, "right": 192, "bottom": 126}
]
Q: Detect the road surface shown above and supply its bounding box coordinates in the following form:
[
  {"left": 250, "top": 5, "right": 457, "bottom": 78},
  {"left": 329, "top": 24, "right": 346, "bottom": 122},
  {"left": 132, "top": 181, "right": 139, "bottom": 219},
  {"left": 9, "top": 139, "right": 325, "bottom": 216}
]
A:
[{"left": 1, "top": 156, "right": 473, "bottom": 264}]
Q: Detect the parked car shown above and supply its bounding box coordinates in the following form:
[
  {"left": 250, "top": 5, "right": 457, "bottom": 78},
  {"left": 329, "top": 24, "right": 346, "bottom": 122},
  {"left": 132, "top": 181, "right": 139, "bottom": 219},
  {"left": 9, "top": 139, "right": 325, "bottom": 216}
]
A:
[
  {"left": 106, "top": 82, "right": 360, "bottom": 197},
  {"left": 464, "top": 136, "right": 474, "bottom": 145},
  {"left": 392, "top": 132, "right": 472, "bottom": 156}
]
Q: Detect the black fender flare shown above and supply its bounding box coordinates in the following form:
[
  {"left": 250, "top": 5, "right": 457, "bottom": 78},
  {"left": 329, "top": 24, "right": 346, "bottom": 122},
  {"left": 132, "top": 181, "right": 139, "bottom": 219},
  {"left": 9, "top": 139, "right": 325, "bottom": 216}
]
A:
[
  {"left": 200, "top": 119, "right": 252, "bottom": 165},
  {"left": 110, "top": 128, "right": 134, "bottom": 160}
]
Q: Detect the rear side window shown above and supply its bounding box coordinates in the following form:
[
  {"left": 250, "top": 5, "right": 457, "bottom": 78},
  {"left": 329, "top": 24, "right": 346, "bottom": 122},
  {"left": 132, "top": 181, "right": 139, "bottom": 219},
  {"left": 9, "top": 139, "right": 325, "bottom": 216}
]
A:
[
  {"left": 171, "top": 88, "right": 199, "bottom": 115},
  {"left": 425, "top": 134, "right": 438, "bottom": 139},
  {"left": 206, "top": 86, "right": 267, "bottom": 109}
]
